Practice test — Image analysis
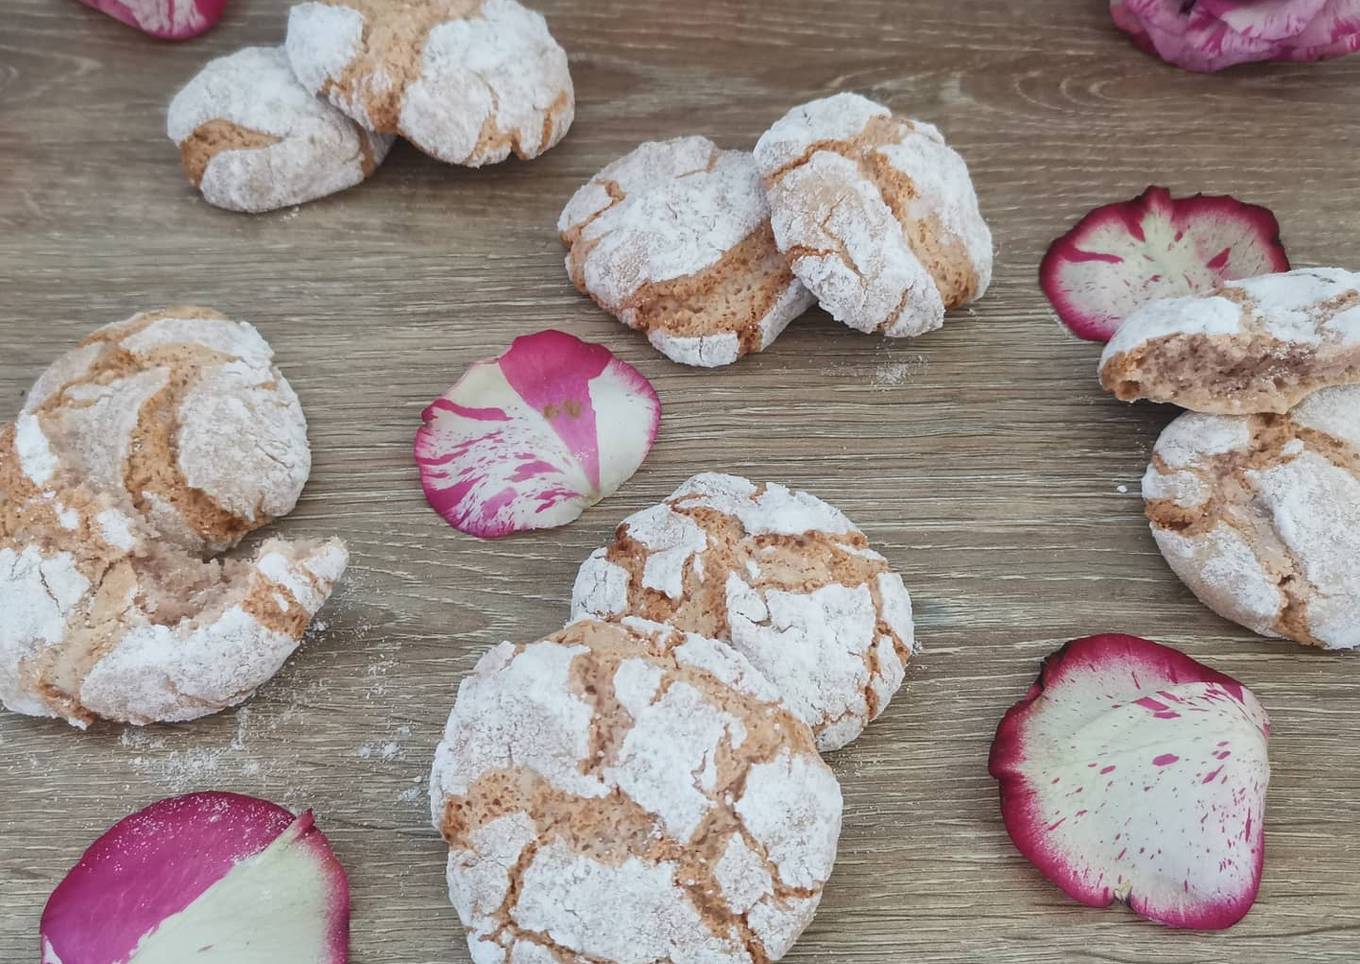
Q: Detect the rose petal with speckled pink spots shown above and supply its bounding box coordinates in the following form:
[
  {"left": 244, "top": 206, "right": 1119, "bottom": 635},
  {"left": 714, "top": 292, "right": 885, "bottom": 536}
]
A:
[
  {"left": 77, "top": 0, "right": 228, "bottom": 40},
  {"left": 414, "top": 330, "right": 661, "bottom": 539},
  {"left": 989, "top": 634, "right": 1270, "bottom": 930},
  {"left": 41, "top": 791, "right": 349, "bottom": 962},
  {"left": 1040, "top": 187, "right": 1289, "bottom": 342}
]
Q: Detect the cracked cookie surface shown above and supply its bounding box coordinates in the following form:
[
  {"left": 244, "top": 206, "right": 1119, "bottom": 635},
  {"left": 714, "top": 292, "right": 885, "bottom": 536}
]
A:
[
  {"left": 1143, "top": 385, "right": 1360, "bottom": 648},
  {"left": 167, "top": 46, "right": 393, "bottom": 214},
  {"left": 285, "top": 0, "right": 573, "bottom": 167},
  {"left": 558, "top": 136, "right": 815, "bottom": 368},
  {"left": 22, "top": 307, "right": 311, "bottom": 556},
  {"left": 0, "top": 421, "right": 348, "bottom": 727},
  {"left": 429, "top": 616, "right": 842, "bottom": 963},
  {"left": 1101, "top": 267, "right": 1360, "bottom": 414},
  {"left": 572, "top": 472, "right": 917, "bottom": 752},
  {"left": 753, "top": 93, "right": 992, "bottom": 338}
]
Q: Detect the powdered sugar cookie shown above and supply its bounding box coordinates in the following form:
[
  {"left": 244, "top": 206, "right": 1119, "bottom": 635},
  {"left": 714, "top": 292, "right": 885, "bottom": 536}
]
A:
[
  {"left": 285, "top": 0, "right": 573, "bottom": 167},
  {"left": 572, "top": 472, "right": 917, "bottom": 752},
  {"left": 22, "top": 307, "right": 310, "bottom": 556},
  {"left": 1101, "top": 267, "right": 1360, "bottom": 415},
  {"left": 753, "top": 93, "right": 992, "bottom": 338},
  {"left": 429, "top": 616, "right": 842, "bottom": 963},
  {"left": 559, "top": 137, "right": 815, "bottom": 367},
  {"left": 0, "top": 423, "right": 349, "bottom": 727},
  {"left": 167, "top": 46, "right": 393, "bottom": 214},
  {"left": 1143, "top": 385, "right": 1360, "bottom": 648}
]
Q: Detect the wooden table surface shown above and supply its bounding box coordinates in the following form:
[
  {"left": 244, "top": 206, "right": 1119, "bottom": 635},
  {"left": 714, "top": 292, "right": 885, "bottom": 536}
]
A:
[{"left": 4, "top": 0, "right": 1360, "bottom": 961}]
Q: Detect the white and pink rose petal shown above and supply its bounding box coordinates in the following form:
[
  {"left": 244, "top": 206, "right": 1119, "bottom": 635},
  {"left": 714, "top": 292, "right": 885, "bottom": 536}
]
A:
[
  {"left": 1040, "top": 186, "right": 1289, "bottom": 342},
  {"left": 77, "top": 0, "right": 228, "bottom": 40},
  {"left": 989, "top": 634, "right": 1270, "bottom": 930},
  {"left": 41, "top": 792, "right": 349, "bottom": 963},
  {"left": 414, "top": 330, "right": 661, "bottom": 539}
]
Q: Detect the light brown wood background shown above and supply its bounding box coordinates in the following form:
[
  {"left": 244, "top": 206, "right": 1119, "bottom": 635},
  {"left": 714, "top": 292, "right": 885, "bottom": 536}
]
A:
[{"left": 3, "top": 0, "right": 1359, "bottom": 961}]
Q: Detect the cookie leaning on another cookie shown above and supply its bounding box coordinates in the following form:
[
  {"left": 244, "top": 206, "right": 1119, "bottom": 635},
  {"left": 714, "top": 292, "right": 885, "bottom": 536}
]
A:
[
  {"left": 0, "top": 423, "right": 349, "bottom": 728},
  {"left": 1100, "top": 267, "right": 1360, "bottom": 414},
  {"left": 22, "top": 307, "right": 310, "bottom": 556},
  {"left": 559, "top": 136, "right": 815, "bottom": 367},
  {"left": 167, "top": 46, "right": 393, "bottom": 214},
  {"left": 429, "top": 616, "right": 842, "bottom": 963},
  {"left": 1143, "top": 385, "right": 1360, "bottom": 650},
  {"left": 754, "top": 93, "right": 993, "bottom": 338},
  {"left": 285, "top": 0, "right": 573, "bottom": 167},
  {"left": 572, "top": 472, "right": 917, "bottom": 752}
]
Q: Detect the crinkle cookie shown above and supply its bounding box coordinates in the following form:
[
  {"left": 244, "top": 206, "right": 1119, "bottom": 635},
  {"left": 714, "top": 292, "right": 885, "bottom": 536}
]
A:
[
  {"left": 558, "top": 136, "right": 815, "bottom": 368},
  {"left": 1143, "top": 386, "right": 1360, "bottom": 649},
  {"left": 572, "top": 472, "right": 917, "bottom": 752},
  {"left": 167, "top": 46, "right": 393, "bottom": 214},
  {"left": 753, "top": 93, "right": 992, "bottom": 338},
  {"left": 0, "top": 423, "right": 348, "bottom": 728},
  {"left": 1101, "top": 267, "right": 1360, "bottom": 415},
  {"left": 22, "top": 307, "right": 310, "bottom": 556},
  {"left": 285, "top": 0, "right": 574, "bottom": 167},
  {"left": 429, "top": 616, "right": 842, "bottom": 963}
]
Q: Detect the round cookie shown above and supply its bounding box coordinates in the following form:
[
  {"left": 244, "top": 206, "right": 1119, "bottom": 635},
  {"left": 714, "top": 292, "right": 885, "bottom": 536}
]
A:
[
  {"left": 558, "top": 136, "right": 815, "bottom": 368},
  {"left": 0, "top": 422, "right": 348, "bottom": 727},
  {"left": 1143, "top": 385, "right": 1360, "bottom": 648},
  {"left": 429, "top": 616, "right": 842, "bottom": 963},
  {"left": 1101, "top": 267, "right": 1360, "bottom": 415},
  {"left": 572, "top": 472, "right": 917, "bottom": 752},
  {"left": 22, "top": 307, "right": 311, "bottom": 556},
  {"left": 753, "top": 93, "right": 992, "bottom": 338},
  {"left": 285, "top": 0, "right": 573, "bottom": 167},
  {"left": 167, "top": 46, "right": 393, "bottom": 214}
]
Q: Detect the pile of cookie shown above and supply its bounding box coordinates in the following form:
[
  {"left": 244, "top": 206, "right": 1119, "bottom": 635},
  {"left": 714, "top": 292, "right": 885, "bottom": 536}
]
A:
[
  {"left": 0, "top": 309, "right": 346, "bottom": 727},
  {"left": 559, "top": 92, "right": 994, "bottom": 367},
  {"left": 166, "top": 0, "right": 575, "bottom": 213},
  {"left": 429, "top": 472, "right": 917, "bottom": 962},
  {"left": 1098, "top": 266, "right": 1360, "bottom": 650}
]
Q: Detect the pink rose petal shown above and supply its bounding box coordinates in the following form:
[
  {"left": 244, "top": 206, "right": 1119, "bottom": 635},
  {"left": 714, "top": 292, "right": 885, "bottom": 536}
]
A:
[
  {"left": 990, "top": 634, "right": 1271, "bottom": 930},
  {"left": 41, "top": 792, "right": 349, "bottom": 962},
  {"left": 1040, "top": 186, "right": 1289, "bottom": 342},
  {"left": 1112, "top": 0, "right": 1360, "bottom": 71},
  {"left": 415, "top": 330, "right": 661, "bottom": 539},
  {"left": 77, "top": 0, "right": 228, "bottom": 39}
]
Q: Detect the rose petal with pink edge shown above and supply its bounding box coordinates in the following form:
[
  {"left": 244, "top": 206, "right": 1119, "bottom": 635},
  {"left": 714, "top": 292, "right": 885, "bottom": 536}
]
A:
[
  {"left": 1040, "top": 186, "right": 1289, "bottom": 342},
  {"left": 989, "top": 634, "right": 1270, "bottom": 930},
  {"left": 41, "top": 791, "right": 349, "bottom": 963},
  {"left": 414, "top": 330, "right": 661, "bottom": 539},
  {"left": 77, "top": 0, "right": 228, "bottom": 40}
]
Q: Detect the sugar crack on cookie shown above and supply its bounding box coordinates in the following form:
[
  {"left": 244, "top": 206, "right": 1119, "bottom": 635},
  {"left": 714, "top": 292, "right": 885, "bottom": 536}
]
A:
[
  {"left": 754, "top": 93, "right": 992, "bottom": 338},
  {"left": 1, "top": 311, "right": 348, "bottom": 728},
  {"left": 429, "top": 617, "right": 843, "bottom": 963},
  {"left": 1143, "top": 385, "right": 1360, "bottom": 649},
  {"left": 285, "top": 0, "right": 574, "bottom": 167},
  {"left": 572, "top": 472, "right": 917, "bottom": 752},
  {"left": 559, "top": 136, "right": 815, "bottom": 367},
  {"left": 167, "top": 46, "right": 393, "bottom": 214},
  {"left": 1100, "top": 267, "right": 1360, "bottom": 414}
]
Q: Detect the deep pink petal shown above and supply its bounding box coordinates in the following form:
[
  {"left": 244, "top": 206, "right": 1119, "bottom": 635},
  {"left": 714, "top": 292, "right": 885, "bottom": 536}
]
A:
[
  {"left": 76, "top": 0, "right": 228, "bottom": 40},
  {"left": 1040, "top": 186, "right": 1289, "bottom": 342},
  {"left": 414, "top": 330, "right": 661, "bottom": 539},
  {"left": 41, "top": 792, "right": 349, "bottom": 962},
  {"left": 990, "top": 635, "right": 1270, "bottom": 930}
]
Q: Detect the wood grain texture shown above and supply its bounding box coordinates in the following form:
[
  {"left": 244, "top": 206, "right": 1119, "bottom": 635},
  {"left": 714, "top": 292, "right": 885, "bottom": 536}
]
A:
[{"left": 3, "top": 0, "right": 1360, "bottom": 960}]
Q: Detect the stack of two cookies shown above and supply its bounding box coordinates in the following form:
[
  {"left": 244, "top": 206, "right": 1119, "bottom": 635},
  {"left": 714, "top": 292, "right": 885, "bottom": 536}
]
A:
[
  {"left": 1099, "top": 268, "right": 1360, "bottom": 650},
  {"left": 166, "top": 0, "right": 574, "bottom": 213},
  {"left": 558, "top": 93, "right": 994, "bottom": 367},
  {"left": 429, "top": 472, "right": 917, "bottom": 962}
]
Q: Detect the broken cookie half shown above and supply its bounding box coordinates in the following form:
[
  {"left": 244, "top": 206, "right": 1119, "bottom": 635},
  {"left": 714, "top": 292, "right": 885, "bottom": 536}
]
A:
[
  {"left": 559, "top": 136, "right": 815, "bottom": 367},
  {"left": 754, "top": 93, "right": 993, "bottom": 338},
  {"left": 1100, "top": 267, "right": 1360, "bottom": 414}
]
